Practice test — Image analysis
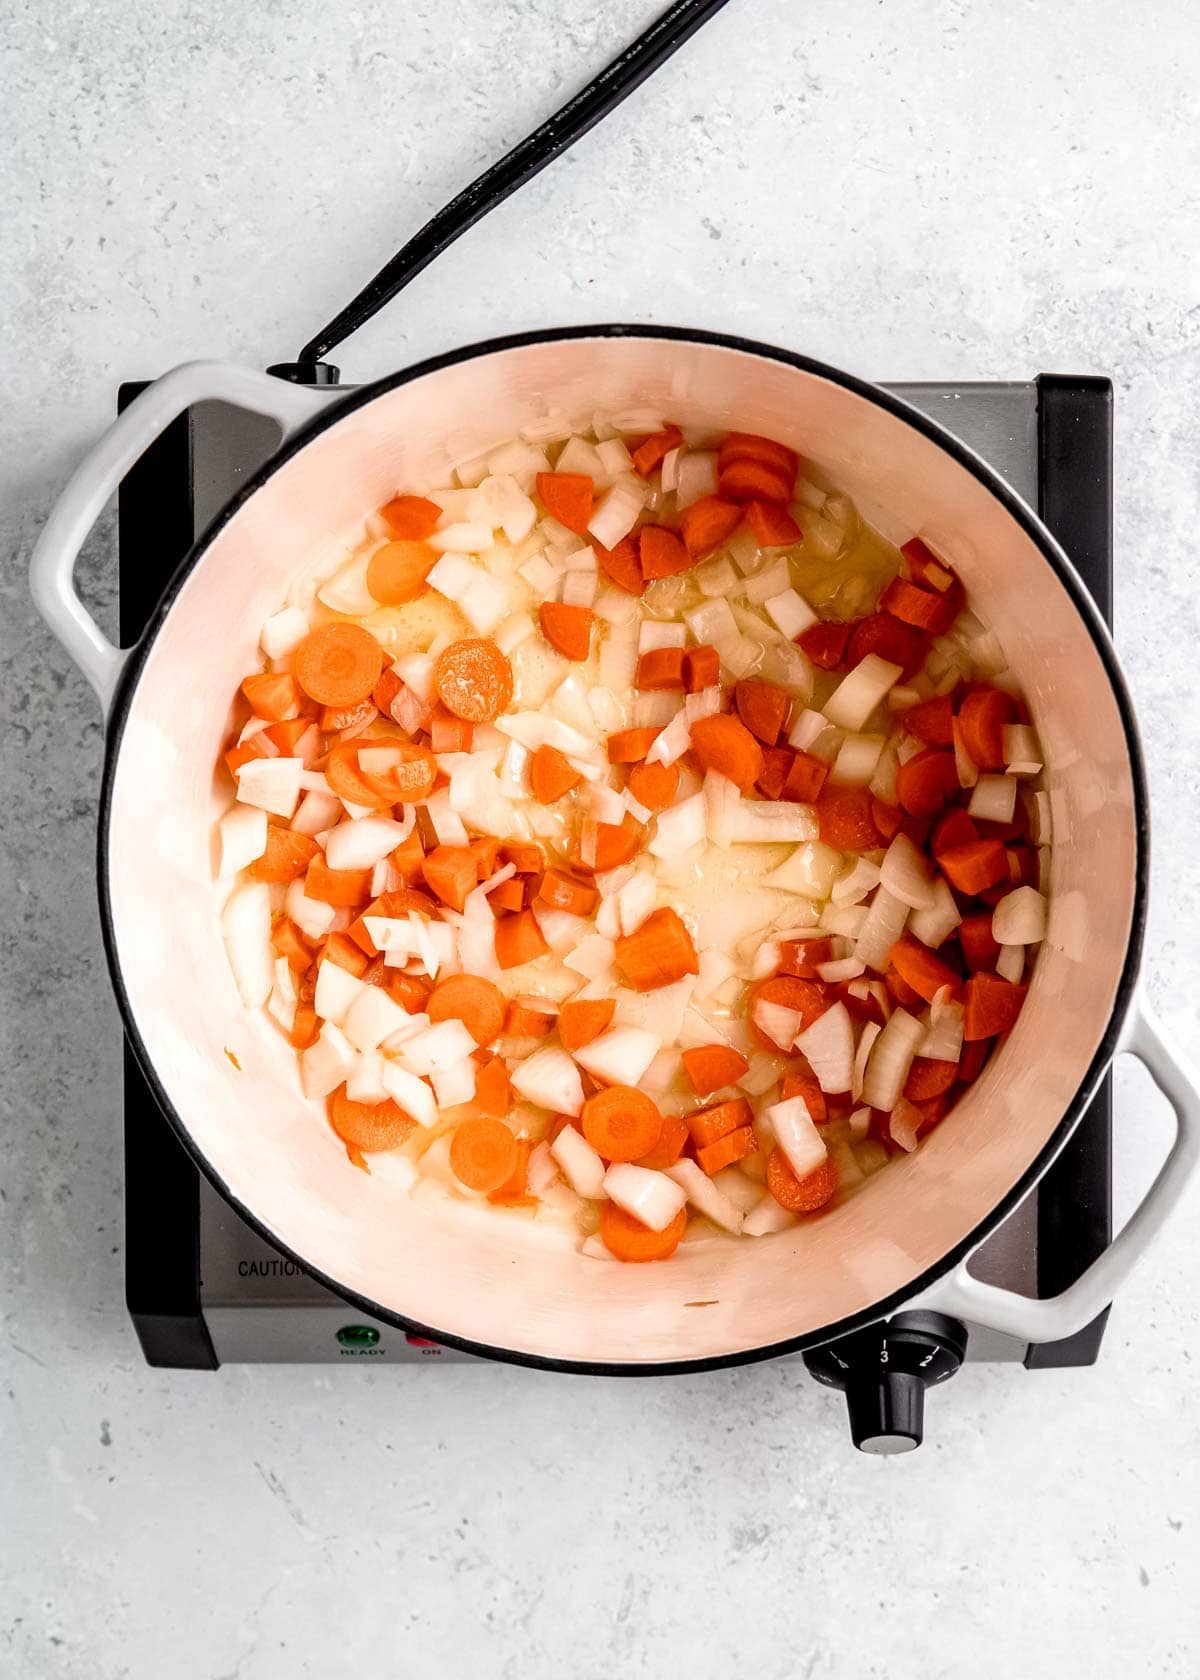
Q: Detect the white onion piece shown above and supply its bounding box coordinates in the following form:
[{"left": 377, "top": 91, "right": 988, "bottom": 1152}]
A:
[
  {"left": 561, "top": 569, "right": 597, "bottom": 608},
  {"left": 744, "top": 557, "right": 790, "bottom": 605},
  {"left": 794, "top": 1001, "right": 854, "bottom": 1093},
  {"left": 556, "top": 435, "right": 606, "bottom": 480},
  {"left": 993, "top": 885, "right": 1047, "bottom": 945},
  {"left": 430, "top": 1059, "right": 477, "bottom": 1109},
  {"left": 645, "top": 709, "right": 691, "bottom": 770},
  {"left": 743, "top": 1194, "right": 798, "bottom": 1236},
  {"left": 343, "top": 986, "right": 413, "bottom": 1054},
  {"left": 880, "top": 832, "right": 937, "bottom": 910},
  {"left": 854, "top": 885, "right": 910, "bottom": 973},
  {"left": 674, "top": 450, "right": 719, "bottom": 509},
  {"left": 526, "top": 1139, "right": 559, "bottom": 1194},
  {"left": 638, "top": 618, "right": 688, "bottom": 653},
  {"left": 427, "top": 521, "right": 493, "bottom": 554},
  {"left": 713, "top": 633, "right": 762, "bottom": 679},
  {"left": 616, "top": 871, "right": 657, "bottom": 936},
  {"left": 754, "top": 1000, "right": 805, "bottom": 1053},
  {"left": 952, "top": 719, "right": 980, "bottom": 789},
  {"left": 908, "top": 877, "right": 961, "bottom": 949},
  {"left": 832, "top": 732, "right": 886, "bottom": 787},
  {"left": 665, "top": 1158, "right": 744, "bottom": 1233},
  {"left": 659, "top": 446, "right": 681, "bottom": 493},
  {"left": 519, "top": 553, "right": 558, "bottom": 594},
  {"left": 633, "top": 690, "right": 680, "bottom": 729},
  {"left": 889, "top": 1098, "right": 922, "bottom": 1153},
  {"left": 267, "top": 954, "right": 299, "bottom": 1036},
  {"left": 235, "top": 757, "right": 303, "bottom": 819},
  {"left": 764, "top": 1095, "right": 828, "bottom": 1179},
  {"left": 391, "top": 651, "right": 434, "bottom": 703},
  {"left": 285, "top": 876, "right": 336, "bottom": 940},
  {"left": 551, "top": 1125, "right": 607, "bottom": 1198},
  {"left": 832, "top": 857, "right": 882, "bottom": 905},
  {"left": 218, "top": 804, "right": 268, "bottom": 877},
  {"left": 602, "top": 1163, "right": 687, "bottom": 1232},
  {"left": 824, "top": 655, "right": 903, "bottom": 731},
  {"left": 379, "top": 1062, "right": 438, "bottom": 1128},
  {"left": 345, "top": 1047, "right": 388, "bottom": 1105},
  {"left": 684, "top": 686, "right": 722, "bottom": 724},
  {"left": 574, "top": 1027, "right": 660, "bottom": 1087},
  {"left": 852, "top": 1020, "right": 881, "bottom": 1101},
  {"left": 860, "top": 1007, "right": 924, "bottom": 1111},
  {"left": 379, "top": 1011, "right": 432, "bottom": 1053},
  {"left": 696, "top": 947, "right": 738, "bottom": 999},
  {"left": 260, "top": 605, "right": 309, "bottom": 659},
  {"left": 868, "top": 740, "right": 900, "bottom": 805},
  {"left": 820, "top": 902, "right": 869, "bottom": 939},
  {"left": 648, "top": 792, "right": 705, "bottom": 860},
  {"left": 764, "top": 839, "right": 843, "bottom": 899},
  {"left": 817, "top": 956, "right": 866, "bottom": 983},
  {"left": 685, "top": 597, "right": 739, "bottom": 643},
  {"left": 300, "top": 1022, "right": 358, "bottom": 1100},
  {"left": 393, "top": 1019, "right": 477, "bottom": 1077},
  {"left": 996, "top": 943, "right": 1026, "bottom": 983},
  {"left": 588, "top": 483, "right": 644, "bottom": 549},
  {"left": 848, "top": 1105, "right": 872, "bottom": 1140},
  {"left": 425, "top": 789, "right": 469, "bottom": 846},
  {"left": 313, "top": 960, "right": 366, "bottom": 1027},
  {"left": 511, "top": 1046, "right": 585, "bottom": 1116},
  {"left": 598, "top": 637, "right": 638, "bottom": 692},
  {"left": 764, "top": 588, "right": 818, "bottom": 640},
  {"left": 318, "top": 551, "right": 376, "bottom": 617},
  {"left": 221, "top": 880, "right": 273, "bottom": 1007},
  {"left": 694, "top": 557, "right": 738, "bottom": 599},
  {"left": 919, "top": 1007, "right": 964, "bottom": 1064},
  {"left": 325, "top": 815, "right": 412, "bottom": 872},
  {"left": 968, "top": 774, "right": 1017, "bottom": 824}
]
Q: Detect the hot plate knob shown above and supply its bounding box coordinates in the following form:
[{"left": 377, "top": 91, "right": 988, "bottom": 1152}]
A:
[{"left": 803, "top": 1311, "right": 968, "bottom": 1455}]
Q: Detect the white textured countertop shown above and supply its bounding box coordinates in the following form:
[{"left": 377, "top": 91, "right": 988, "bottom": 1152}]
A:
[{"left": 3, "top": 2, "right": 1199, "bottom": 1674}]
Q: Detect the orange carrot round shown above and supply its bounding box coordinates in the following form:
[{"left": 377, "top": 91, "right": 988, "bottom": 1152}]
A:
[
  {"left": 539, "top": 602, "right": 594, "bottom": 662},
  {"left": 747, "top": 976, "right": 828, "bottom": 1051},
  {"left": 557, "top": 997, "right": 616, "bottom": 1050},
  {"left": 433, "top": 638, "right": 514, "bottom": 723},
  {"left": 607, "top": 727, "right": 661, "bottom": 765},
  {"left": 294, "top": 623, "right": 384, "bottom": 708},
  {"left": 595, "top": 535, "right": 645, "bottom": 596},
  {"left": 630, "top": 425, "right": 683, "bottom": 477},
  {"left": 582, "top": 1085, "right": 663, "bottom": 1162},
  {"left": 814, "top": 784, "right": 880, "bottom": 850},
  {"left": 380, "top": 494, "right": 442, "bottom": 539},
  {"left": 529, "top": 743, "right": 582, "bottom": 803},
  {"left": 329, "top": 1086, "right": 416, "bottom": 1152},
  {"left": 427, "top": 973, "right": 506, "bottom": 1046},
  {"left": 366, "top": 539, "right": 436, "bottom": 606},
  {"left": 599, "top": 1200, "right": 687, "bottom": 1262},
  {"left": 494, "top": 908, "right": 551, "bottom": 970},
  {"left": 734, "top": 680, "right": 790, "bottom": 746},
  {"left": 473, "top": 1056, "right": 512, "bottom": 1117},
  {"left": 627, "top": 760, "right": 680, "bottom": 811},
  {"left": 612, "top": 907, "right": 699, "bottom": 992},
  {"left": 688, "top": 712, "right": 765, "bottom": 791},
  {"left": 449, "top": 1117, "right": 520, "bottom": 1193},
  {"left": 536, "top": 471, "right": 594, "bottom": 534},
  {"left": 681, "top": 1044, "right": 749, "bottom": 1099},
  {"left": 696, "top": 1124, "right": 756, "bottom": 1176},
  {"left": 895, "top": 749, "right": 959, "bottom": 819},
  {"left": 957, "top": 686, "right": 1019, "bottom": 771},
  {"left": 889, "top": 935, "right": 961, "bottom": 1004},
  {"left": 633, "top": 1112, "right": 690, "bottom": 1171},
  {"left": 846, "top": 612, "right": 925, "bottom": 674},
  {"left": 241, "top": 671, "right": 301, "bottom": 722},
  {"left": 745, "top": 499, "right": 802, "bottom": 546},
  {"left": 903, "top": 1056, "right": 958, "bottom": 1101},
  {"left": 421, "top": 845, "right": 480, "bottom": 913},
  {"left": 359, "top": 741, "right": 438, "bottom": 805},
  {"left": 635, "top": 647, "right": 686, "bottom": 690},
  {"left": 318, "top": 697, "right": 377, "bottom": 734},
  {"left": 247, "top": 826, "right": 320, "bottom": 883},
  {"left": 767, "top": 1149, "right": 838, "bottom": 1212},
  {"left": 638, "top": 525, "right": 691, "bottom": 580},
  {"left": 718, "top": 431, "right": 798, "bottom": 479},
  {"left": 325, "top": 741, "right": 390, "bottom": 808},
  {"left": 681, "top": 494, "right": 742, "bottom": 558},
  {"left": 718, "top": 457, "right": 793, "bottom": 504}
]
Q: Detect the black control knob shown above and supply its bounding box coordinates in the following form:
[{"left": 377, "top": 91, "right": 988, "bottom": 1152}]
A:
[{"left": 803, "top": 1311, "right": 968, "bottom": 1454}]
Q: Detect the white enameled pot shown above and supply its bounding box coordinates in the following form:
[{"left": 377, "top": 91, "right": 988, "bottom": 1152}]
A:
[{"left": 30, "top": 328, "right": 1200, "bottom": 1371}]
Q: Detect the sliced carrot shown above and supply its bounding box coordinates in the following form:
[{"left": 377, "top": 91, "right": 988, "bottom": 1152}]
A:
[
  {"left": 963, "top": 973, "right": 1028, "bottom": 1041},
  {"left": 869, "top": 797, "right": 904, "bottom": 842},
  {"left": 427, "top": 973, "right": 505, "bottom": 1045},
  {"left": 778, "top": 937, "right": 833, "bottom": 981},
  {"left": 472, "top": 1055, "right": 512, "bottom": 1118},
  {"left": 607, "top": 727, "right": 660, "bottom": 765},
  {"left": 421, "top": 845, "right": 479, "bottom": 913},
  {"left": 688, "top": 712, "right": 765, "bottom": 791},
  {"left": 581, "top": 1085, "right": 663, "bottom": 1163},
  {"left": 500, "top": 840, "right": 546, "bottom": 874},
  {"left": 613, "top": 907, "right": 699, "bottom": 992},
  {"left": 247, "top": 826, "right": 320, "bottom": 883},
  {"left": 535, "top": 471, "right": 594, "bottom": 534},
  {"left": 815, "top": 784, "right": 879, "bottom": 850},
  {"left": 366, "top": 539, "right": 435, "bottom": 606},
  {"left": 639, "top": 525, "right": 690, "bottom": 580},
  {"left": 599, "top": 1200, "right": 687, "bottom": 1262},
  {"left": 931, "top": 808, "right": 980, "bottom": 860},
  {"left": 634, "top": 1112, "right": 690, "bottom": 1171},
  {"left": 388, "top": 829, "right": 427, "bottom": 885},
  {"left": 890, "top": 935, "right": 961, "bottom": 1004},
  {"left": 957, "top": 911, "right": 1001, "bottom": 973},
  {"left": 757, "top": 745, "right": 793, "bottom": 800},
  {"left": 797, "top": 619, "right": 851, "bottom": 670},
  {"left": 325, "top": 740, "right": 389, "bottom": 809},
  {"left": 271, "top": 917, "right": 316, "bottom": 971},
  {"left": 904, "top": 1056, "right": 958, "bottom": 1101},
  {"left": 494, "top": 908, "right": 550, "bottom": 970},
  {"left": 530, "top": 743, "right": 582, "bottom": 803},
  {"left": 386, "top": 971, "right": 433, "bottom": 1013},
  {"left": 718, "top": 432, "right": 798, "bottom": 479},
  {"left": 319, "top": 931, "right": 371, "bottom": 977},
  {"left": 767, "top": 1149, "right": 838, "bottom": 1213},
  {"left": 636, "top": 648, "right": 686, "bottom": 690},
  {"left": 449, "top": 1117, "right": 519, "bottom": 1193},
  {"left": 304, "top": 855, "right": 374, "bottom": 908},
  {"left": 595, "top": 535, "right": 645, "bottom": 596},
  {"left": 330, "top": 1085, "right": 416, "bottom": 1152},
  {"left": 429, "top": 705, "right": 474, "bottom": 753},
  {"left": 783, "top": 750, "right": 828, "bottom": 804},
  {"left": 847, "top": 612, "right": 925, "bottom": 675},
  {"left": 363, "top": 741, "right": 440, "bottom": 806},
  {"left": 747, "top": 976, "right": 828, "bottom": 1052},
  {"left": 697, "top": 1125, "right": 756, "bottom": 1176},
  {"left": 289, "top": 1002, "right": 319, "bottom": 1049},
  {"left": 682, "top": 1044, "right": 749, "bottom": 1099},
  {"left": 903, "top": 693, "right": 955, "bottom": 746},
  {"left": 503, "top": 999, "right": 555, "bottom": 1037},
  {"left": 718, "top": 457, "right": 793, "bottom": 504},
  {"left": 745, "top": 499, "right": 802, "bottom": 546},
  {"left": 683, "top": 645, "right": 720, "bottom": 693},
  {"left": 630, "top": 424, "right": 682, "bottom": 477},
  {"left": 558, "top": 997, "right": 616, "bottom": 1051},
  {"left": 779, "top": 1064, "right": 828, "bottom": 1122},
  {"left": 627, "top": 760, "right": 680, "bottom": 811},
  {"left": 957, "top": 1038, "right": 990, "bottom": 1082},
  {"left": 539, "top": 602, "right": 594, "bottom": 662},
  {"left": 895, "top": 748, "right": 959, "bottom": 819},
  {"left": 734, "top": 680, "right": 790, "bottom": 746},
  {"left": 534, "top": 868, "right": 597, "bottom": 918},
  {"left": 294, "top": 623, "right": 384, "bottom": 708},
  {"left": 372, "top": 665, "right": 405, "bottom": 721},
  {"left": 433, "top": 638, "right": 514, "bottom": 723},
  {"left": 939, "top": 838, "right": 1009, "bottom": 895},
  {"left": 569, "top": 815, "right": 643, "bottom": 874},
  {"left": 241, "top": 671, "right": 301, "bottom": 722},
  {"left": 885, "top": 964, "right": 924, "bottom": 1010},
  {"left": 681, "top": 494, "right": 742, "bottom": 558},
  {"left": 318, "top": 697, "right": 376, "bottom": 734},
  {"left": 469, "top": 836, "right": 501, "bottom": 880},
  {"left": 957, "top": 686, "right": 1019, "bottom": 771},
  {"left": 901, "top": 537, "right": 962, "bottom": 598},
  {"left": 380, "top": 494, "right": 442, "bottom": 540},
  {"left": 879, "top": 574, "right": 958, "bottom": 635},
  {"left": 487, "top": 1138, "right": 533, "bottom": 1205},
  {"left": 687, "top": 1096, "right": 754, "bottom": 1149},
  {"left": 489, "top": 878, "right": 526, "bottom": 913},
  {"left": 264, "top": 717, "right": 312, "bottom": 754}
]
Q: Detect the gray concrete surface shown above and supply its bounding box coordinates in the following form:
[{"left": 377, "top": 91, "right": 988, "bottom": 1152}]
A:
[{"left": 2, "top": 2, "right": 1198, "bottom": 1675}]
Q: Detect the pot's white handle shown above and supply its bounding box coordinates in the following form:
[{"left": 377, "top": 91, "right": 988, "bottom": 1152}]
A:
[
  {"left": 916, "top": 990, "right": 1200, "bottom": 1343},
  {"left": 29, "top": 361, "right": 328, "bottom": 716}
]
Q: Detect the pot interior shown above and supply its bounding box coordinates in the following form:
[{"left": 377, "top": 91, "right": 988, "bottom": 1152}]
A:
[{"left": 105, "top": 334, "right": 1139, "bottom": 1365}]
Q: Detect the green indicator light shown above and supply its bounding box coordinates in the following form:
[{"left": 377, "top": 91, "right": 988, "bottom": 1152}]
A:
[{"left": 337, "top": 1324, "right": 381, "bottom": 1347}]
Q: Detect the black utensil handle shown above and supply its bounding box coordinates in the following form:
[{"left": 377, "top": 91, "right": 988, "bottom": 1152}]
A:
[{"left": 294, "top": 0, "right": 732, "bottom": 367}]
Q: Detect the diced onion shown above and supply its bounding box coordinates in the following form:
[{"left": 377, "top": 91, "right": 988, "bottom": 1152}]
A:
[
  {"left": 694, "top": 557, "right": 738, "bottom": 599},
  {"left": 743, "top": 1195, "right": 798, "bottom": 1236},
  {"left": 379, "top": 1062, "right": 438, "bottom": 1129},
  {"left": 588, "top": 483, "right": 645, "bottom": 549},
  {"left": 968, "top": 774, "right": 1018, "bottom": 824},
  {"left": 889, "top": 1098, "right": 922, "bottom": 1153},
  {"left": 832, "top": 857, "right": 882, "bottom": 905},
  {"left": 879, "top": 832, "right": 936, "bottom": 910},
  {"left": 817, "top": 956, "right": 866, "bottom": 983},
  {"left": 754, "top": 1000, "right": 805, "bottom": 1053},
  {"left": 764, "top": 588, "right": 818, "bottom": 640},
  {"left": 574, "top": 1027, "right": 660, "bottom": 1086},
  {"left": 300, "top": 1022, "right": 358, "bottom": 1101},
  {"left": 763, "top": 1096, "right": 828, "bottom": 1179},
  {"left": 218, "top": 804, "right": 268, "bottom": 876},
  {"left": 920, "top": 1004, "right": 964, "bottom": 1063},
  {"left": 221, "top": 880, "right": 274, "bottom": 1007},
  {"left": 996, "top": 943, "right": 1026, "bottom": 983},
  {"left": 852, "top": 1020, "right": 881, "bottom": 1101},
  {"left": 824, "top": 656, "right": 903, "bottom": 731},
  {"left": 832, "top": 732, "right": 886, "bottom": 787},
  {"left": 788, "top": 708, "right": 829, "bottom": 752},
  {"left": 551, "top": 1124, "right": 607, "bottom": 1197},
  {"left": 854, "top": 885, "right": 910, "bottom": 973},
  {"left": 684, "top": 598, "right": 739, "bottom": 644},
  {"left": 325, "top": 815, "right": 413, "bottom": 872},
  {"left": 764, "top": 839, "right": 843, "bottom": 899},
  {"left": 638, "top": 619, "right": 688, "bottom": 653},
  {"left": 992, "top": 885, "right": 1047, "bottom": 945},
  {"left": 744, "top": 557, "right": 790, "bottom": 605},
  {"left": 285, "top": 876, "right": 336, "bottom": 940},
  {"left": 260, "top": 605, "right": 309, "bottom": 659},
  {"left": 235, "top": 757, "right": 303, "bottom": 819},
  {"left": 427, "top": 521, "right": 494, "bottom": 554},
  {"left": 343, "top": 986, "right": 412, "bottom": 1053},
  {"left": 860, "top": 1007, "right": 924, "bottom": 1110},
  {"left": 952, "top": 718, "right": 979, "bottom": 789},
  {"left": 602, "top": 1164, "right": 687, "bottom": 1232},
  {"left": 674, "top": 451, "right": 719, "bottom": 510},
  {"left": 907, "top": 877, "right": 962, "bottom": 948},
  {"left": 794, "top": 1001, "right": 854, "bottom": 1093},
  {"left": 665, "top": 1158, "right": 744, "bottom": 1233}
]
